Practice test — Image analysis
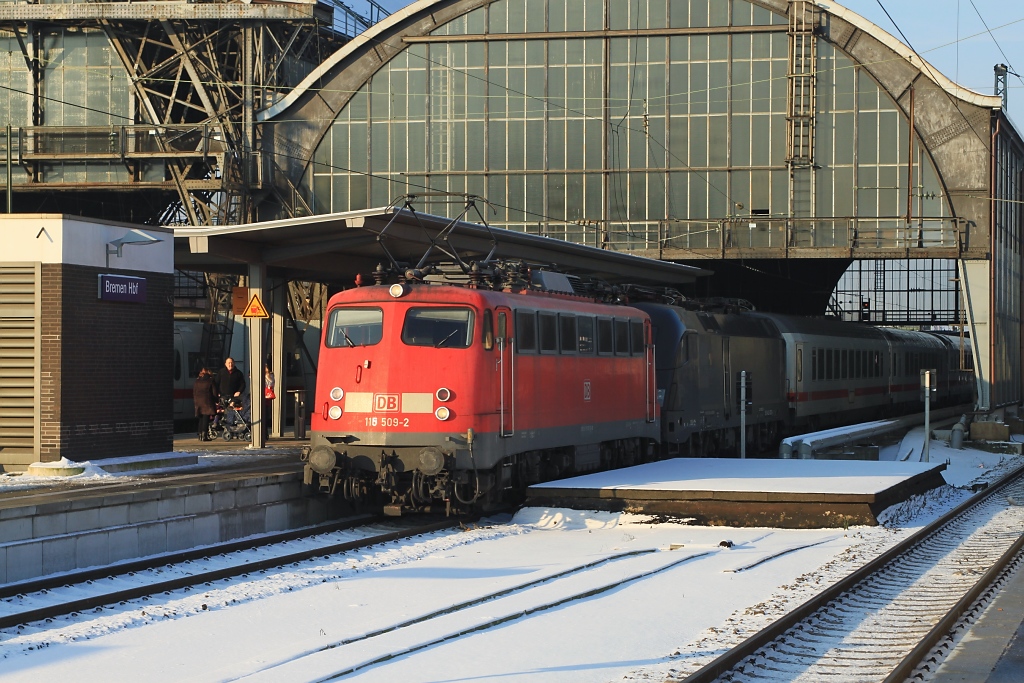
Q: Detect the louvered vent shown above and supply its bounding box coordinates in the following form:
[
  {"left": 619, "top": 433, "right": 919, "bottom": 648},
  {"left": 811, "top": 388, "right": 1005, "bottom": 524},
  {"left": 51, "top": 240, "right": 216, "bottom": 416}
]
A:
[{"left": 0, "top": 265, "right": 37, "bottom": 467}]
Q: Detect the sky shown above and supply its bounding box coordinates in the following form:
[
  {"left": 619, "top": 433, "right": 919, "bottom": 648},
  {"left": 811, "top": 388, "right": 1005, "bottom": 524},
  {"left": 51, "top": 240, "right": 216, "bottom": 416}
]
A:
[
  {"left": 358, "top": 0, "right": 1024, "bottom": 125},
  {"left": 841, "top": 0, "right": 1024, "bottom": 125}
]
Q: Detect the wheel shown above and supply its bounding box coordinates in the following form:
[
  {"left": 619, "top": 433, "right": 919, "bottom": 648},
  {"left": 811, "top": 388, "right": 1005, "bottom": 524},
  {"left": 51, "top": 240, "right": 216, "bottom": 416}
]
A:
[
  {"left": 241, "top": 429, "right": 252, "bottom": 442},
  {"left": 223, "top": 431, "right": 234, "bottom": 441}
]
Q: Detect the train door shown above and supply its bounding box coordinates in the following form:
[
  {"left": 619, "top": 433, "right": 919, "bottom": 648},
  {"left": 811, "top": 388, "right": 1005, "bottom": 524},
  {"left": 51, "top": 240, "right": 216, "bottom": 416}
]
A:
[
  {"left": 496, "top": 307, "right": 514, "bottom": 436},
  {"left": 173, "top": 328, "right": 186, "bottom": 420},
  {"left": 795, "top": 342, "right": 804, "bottom": 399},
  {"left": 645, "top": 319, "right": 656, "bottom": 422},
  {"left": 723, "top": 337, "right": 731, "bottom": 420}
]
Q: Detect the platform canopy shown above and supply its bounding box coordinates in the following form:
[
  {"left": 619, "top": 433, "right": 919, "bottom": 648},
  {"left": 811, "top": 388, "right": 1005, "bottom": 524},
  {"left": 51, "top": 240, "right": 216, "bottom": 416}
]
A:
[{"left": 175, "top": 207, "right": 711, "bottom": 286}]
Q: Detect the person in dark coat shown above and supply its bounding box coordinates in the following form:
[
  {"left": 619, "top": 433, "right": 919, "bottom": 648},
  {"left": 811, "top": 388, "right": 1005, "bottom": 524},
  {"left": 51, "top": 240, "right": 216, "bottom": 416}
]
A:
[
  {"left": 216, "top": 357, "right": 246, "bottom": 402},
  {"left": 193, "top": 368, "right": 218, "bottom": 441}
]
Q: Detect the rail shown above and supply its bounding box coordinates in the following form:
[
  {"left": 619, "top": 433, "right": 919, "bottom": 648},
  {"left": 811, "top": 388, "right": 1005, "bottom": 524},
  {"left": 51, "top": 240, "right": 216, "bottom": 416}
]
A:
[
  {"left": 681, "top": 462, "right": 1024, "bottom": 682},
  {"left": 0, "top": 515, "right": 461, "bottom": 630}
]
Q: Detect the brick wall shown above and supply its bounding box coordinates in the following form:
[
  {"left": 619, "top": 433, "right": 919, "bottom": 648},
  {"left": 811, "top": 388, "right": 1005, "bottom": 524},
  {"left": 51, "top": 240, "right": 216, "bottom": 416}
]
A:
[{"left": 39, "top": 264, "right": 174, "bottom": 461}]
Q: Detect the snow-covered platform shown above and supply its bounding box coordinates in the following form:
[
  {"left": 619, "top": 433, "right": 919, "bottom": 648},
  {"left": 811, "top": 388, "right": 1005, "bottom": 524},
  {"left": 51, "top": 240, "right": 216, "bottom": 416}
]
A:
[
  {"left": 525, "top": 458, "right": 948, "bottom": 528},
  {"left": 0, "top": 440, "right": 338, "bottom": 584}
]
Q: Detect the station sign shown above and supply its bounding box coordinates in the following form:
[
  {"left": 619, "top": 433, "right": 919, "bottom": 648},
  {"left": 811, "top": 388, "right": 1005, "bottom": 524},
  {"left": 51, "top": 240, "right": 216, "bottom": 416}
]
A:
[
  {"left": 232, "top": 287, "right": 249, "bottom": 315},
  {"left": 97, "top": 274, "right": 147, "bottom": 303}
]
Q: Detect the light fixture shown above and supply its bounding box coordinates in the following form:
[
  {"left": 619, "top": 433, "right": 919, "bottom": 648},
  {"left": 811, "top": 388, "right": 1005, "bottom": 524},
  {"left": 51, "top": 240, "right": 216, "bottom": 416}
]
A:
[
  {"left": 328, "top": 405, "right": 343, "bottom": 420},
  {"left": 435, "top": 406, "right": 451, "bottom": 421},
  {"left": 389, "top": 283, "right": 408, "bottom": 298},
  {"left": 106, "top": 229, "right": 162, "bottom": 268},
  {"left": 435, "top": 387, "right": 452, "bottom": 402},
  {"left": 330, "top": 387, "right": 345, "bottom": 401}
]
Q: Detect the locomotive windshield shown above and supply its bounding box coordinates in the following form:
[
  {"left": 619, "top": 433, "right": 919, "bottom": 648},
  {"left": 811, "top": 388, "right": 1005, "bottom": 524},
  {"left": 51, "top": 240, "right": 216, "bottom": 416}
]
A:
[
  {"left": 402, "top": 307, "right": 474, "bottom": 348},
  {"left": 325, "top": 308, "right": 383, "bottom": 347}
]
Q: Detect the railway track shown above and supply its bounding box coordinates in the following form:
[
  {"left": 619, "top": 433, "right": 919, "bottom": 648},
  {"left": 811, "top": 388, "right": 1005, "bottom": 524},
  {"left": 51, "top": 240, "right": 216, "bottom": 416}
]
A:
[
  {"left": 0, "top": 515, "right": 462, "bottom": 630},
  {"left": 230, "top": 543, "right": 719, "bottom": 682},
  {"left": 679, "top": 465, "right": 1024, "bottom": 683}
]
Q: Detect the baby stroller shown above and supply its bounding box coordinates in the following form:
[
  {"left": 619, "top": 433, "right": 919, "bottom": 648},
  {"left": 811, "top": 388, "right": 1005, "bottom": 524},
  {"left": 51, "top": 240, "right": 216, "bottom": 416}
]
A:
[{"left": 207, "top": 396, "right": 253, "bottom": 442}]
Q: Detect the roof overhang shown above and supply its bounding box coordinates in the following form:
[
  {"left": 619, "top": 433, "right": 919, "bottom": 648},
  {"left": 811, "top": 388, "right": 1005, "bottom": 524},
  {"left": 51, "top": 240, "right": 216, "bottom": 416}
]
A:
[{"left": 174, "top": 207, "right": 711, "bottom": 286}]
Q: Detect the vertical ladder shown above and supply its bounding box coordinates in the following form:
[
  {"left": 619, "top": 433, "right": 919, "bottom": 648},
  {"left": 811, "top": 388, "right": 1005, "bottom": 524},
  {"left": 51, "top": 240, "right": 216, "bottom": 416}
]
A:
[
  {"left": 786, "top": 1, "right": 818, "bottom": 167},
  {"left": 200, "top": 274, "right": 238, "bottom": 372}
]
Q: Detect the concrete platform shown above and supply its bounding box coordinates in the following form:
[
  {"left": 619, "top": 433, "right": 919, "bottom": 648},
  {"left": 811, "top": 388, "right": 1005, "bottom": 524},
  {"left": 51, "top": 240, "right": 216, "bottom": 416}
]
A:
[
  {"left": 0, "top": 436, "right": 345, "bottom": 585},
  {"left": 932, "top": 558, "right": 1024, "bottom": 683},
  {"left": 526, "top": 458, "right": 948, "bottom": 528}
]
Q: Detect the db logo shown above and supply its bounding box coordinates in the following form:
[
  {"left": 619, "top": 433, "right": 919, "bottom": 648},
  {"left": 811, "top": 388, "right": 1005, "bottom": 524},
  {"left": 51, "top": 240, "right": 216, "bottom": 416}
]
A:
[
  {"left": 374, "top": 394, "right": 400, "bottom": 412},
  {"left": 583, "top": 380, "right": 591, "bottom": 402}
]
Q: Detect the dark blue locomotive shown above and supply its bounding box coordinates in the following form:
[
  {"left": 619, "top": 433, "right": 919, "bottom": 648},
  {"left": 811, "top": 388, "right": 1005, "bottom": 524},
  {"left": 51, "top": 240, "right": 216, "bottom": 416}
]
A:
[{"left": 638, "top": 301, "right": 975, "bottom": 457}]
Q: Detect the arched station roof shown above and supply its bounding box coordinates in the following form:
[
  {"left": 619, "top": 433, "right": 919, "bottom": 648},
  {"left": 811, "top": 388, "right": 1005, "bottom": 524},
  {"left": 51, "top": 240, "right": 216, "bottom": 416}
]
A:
[{"left": 260, "top": 0, "right": 1003, "bottom": 242}]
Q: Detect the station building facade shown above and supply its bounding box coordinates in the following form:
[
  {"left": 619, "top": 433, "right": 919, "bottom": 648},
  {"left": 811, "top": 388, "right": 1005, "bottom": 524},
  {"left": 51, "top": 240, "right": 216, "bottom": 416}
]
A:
[{"left": 263, "top": 0, "right": 1024, "bottom": 411}]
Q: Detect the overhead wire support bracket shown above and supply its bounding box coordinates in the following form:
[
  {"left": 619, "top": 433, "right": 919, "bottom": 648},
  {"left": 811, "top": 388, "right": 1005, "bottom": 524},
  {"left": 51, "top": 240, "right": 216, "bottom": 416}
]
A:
[{"left": 380, "top": 193, "right": 498, "bottom": 277}]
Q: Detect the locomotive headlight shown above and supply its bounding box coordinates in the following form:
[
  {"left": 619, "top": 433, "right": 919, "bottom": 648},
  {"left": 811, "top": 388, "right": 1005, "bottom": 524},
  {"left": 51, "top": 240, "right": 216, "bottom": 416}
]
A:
[
  {"left": 330, "top": 387, "right": 345, "bottom": 401},
  {"left": 328, "top": 405, "right": 343, "bottom": 420},
  {"left": 389, "top": 283, "right": 408, "bottom": 298},
  {"left": 434, "top": 406, "right": 451, "bottom": 421},
  {"left": 435, "top": 387, "right": 452, "bottom": 402}
]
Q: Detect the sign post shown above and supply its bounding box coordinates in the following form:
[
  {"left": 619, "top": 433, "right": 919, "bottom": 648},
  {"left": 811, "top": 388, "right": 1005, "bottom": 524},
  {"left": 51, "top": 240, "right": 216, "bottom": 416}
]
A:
[
  {"left": 245, "top": 265, "right": 268, "bottom": 448},
  {"left": 920, "top": 369, "right": 935, "bottom": 462}
]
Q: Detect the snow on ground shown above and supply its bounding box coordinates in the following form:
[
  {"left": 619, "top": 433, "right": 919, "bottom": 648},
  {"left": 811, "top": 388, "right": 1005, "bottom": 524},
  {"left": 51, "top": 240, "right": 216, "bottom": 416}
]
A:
[
  {"left": 0, "top": 449, "right": 296, "bottom": 492},
  {"left": 0, "top": 431, "right": 1019, "bottom": 682}
]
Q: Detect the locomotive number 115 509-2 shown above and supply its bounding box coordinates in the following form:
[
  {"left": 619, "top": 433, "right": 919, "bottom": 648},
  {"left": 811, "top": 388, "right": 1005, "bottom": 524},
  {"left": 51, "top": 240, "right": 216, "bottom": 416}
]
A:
[{"left": 365, "top": 417, "right": 410, "bottom": 427}]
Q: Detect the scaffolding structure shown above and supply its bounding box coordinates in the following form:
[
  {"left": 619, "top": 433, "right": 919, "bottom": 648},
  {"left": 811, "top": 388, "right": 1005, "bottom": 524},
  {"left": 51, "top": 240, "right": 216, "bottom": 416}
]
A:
[{"left": 0, "top": 0, "right": 387, "bottom": 227}]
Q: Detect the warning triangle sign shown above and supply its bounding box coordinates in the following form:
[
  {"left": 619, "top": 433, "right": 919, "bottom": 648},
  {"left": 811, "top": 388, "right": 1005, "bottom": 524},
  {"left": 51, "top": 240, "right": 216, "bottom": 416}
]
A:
[{"left": 243, "top": 293, "right": 270, "bottom": 318}]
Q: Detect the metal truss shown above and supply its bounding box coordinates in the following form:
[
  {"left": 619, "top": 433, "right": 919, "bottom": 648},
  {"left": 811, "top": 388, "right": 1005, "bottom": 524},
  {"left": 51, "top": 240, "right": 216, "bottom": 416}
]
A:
[{"left": 0, "top": 1, "right": 385, "bottom": 226}]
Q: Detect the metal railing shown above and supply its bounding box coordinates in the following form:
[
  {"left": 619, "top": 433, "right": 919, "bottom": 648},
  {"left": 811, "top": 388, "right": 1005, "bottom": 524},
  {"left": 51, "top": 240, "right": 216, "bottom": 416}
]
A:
[
  {"left": 10, "top": 124, "right": 226, "bottom": 160},
  {"left": 590, "top": 216, "right": 968, "bottom": 255}
]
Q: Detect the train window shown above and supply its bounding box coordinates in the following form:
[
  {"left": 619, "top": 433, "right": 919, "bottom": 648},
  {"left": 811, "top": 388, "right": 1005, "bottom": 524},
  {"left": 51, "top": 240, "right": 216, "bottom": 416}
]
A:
[
  {"left": 841, "top": 350, "right": 848, "bottom": 379},
  {"left": 614, "top": 320, "right": 630, "bottom": 355},
  {"left": 682, "top": 333, "right": 693, "bottom": 363},
  {"left": 816, "top": 347, "right": 824, "bottom": 381},
  {"left": 630, "top": 321, "right": 645, "bottom": 356},
  {"left": 516, "top": 310, "right": 537, "bottom": 352},
  {"left": 326, "top": 307, "right": 383, "bottom": 347},
  {"left": 578, "top": 316, "right": 595, "bottom": 354},
  {"left": 559, "top": 314, "right": 577, "bottom": 354},
  {"left": 825, "top": 349, "right": 833, "bottom": 380},
  {"left": 811, "top": 349, "right": 817, "bottom": 381},
  {"left": 539, "top": 313, "right": 558, "bottom": 353},
  {"left": 402, "top": 307, "right": 474, "bottom": 348},
  {"left": 796, "top": 348, "right": 803, "bottom": 383},
  {"left": 498, "top": 311, "right": 507, "bottom": 340},
  {"left": 482, "top": 310, "right": 494, "bottom": 350},
  {"left": 597, "top": 318, "right": 613, "bottom": 354},
  {"left": 174, "top": 350, "right": 182, "bottom": 382}
]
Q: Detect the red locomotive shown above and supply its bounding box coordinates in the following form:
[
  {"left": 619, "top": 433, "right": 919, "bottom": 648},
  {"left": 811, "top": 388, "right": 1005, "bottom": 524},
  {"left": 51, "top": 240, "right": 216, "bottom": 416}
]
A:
[{"left": 304, "top": 271, "right": 657, "bottom": 514}]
